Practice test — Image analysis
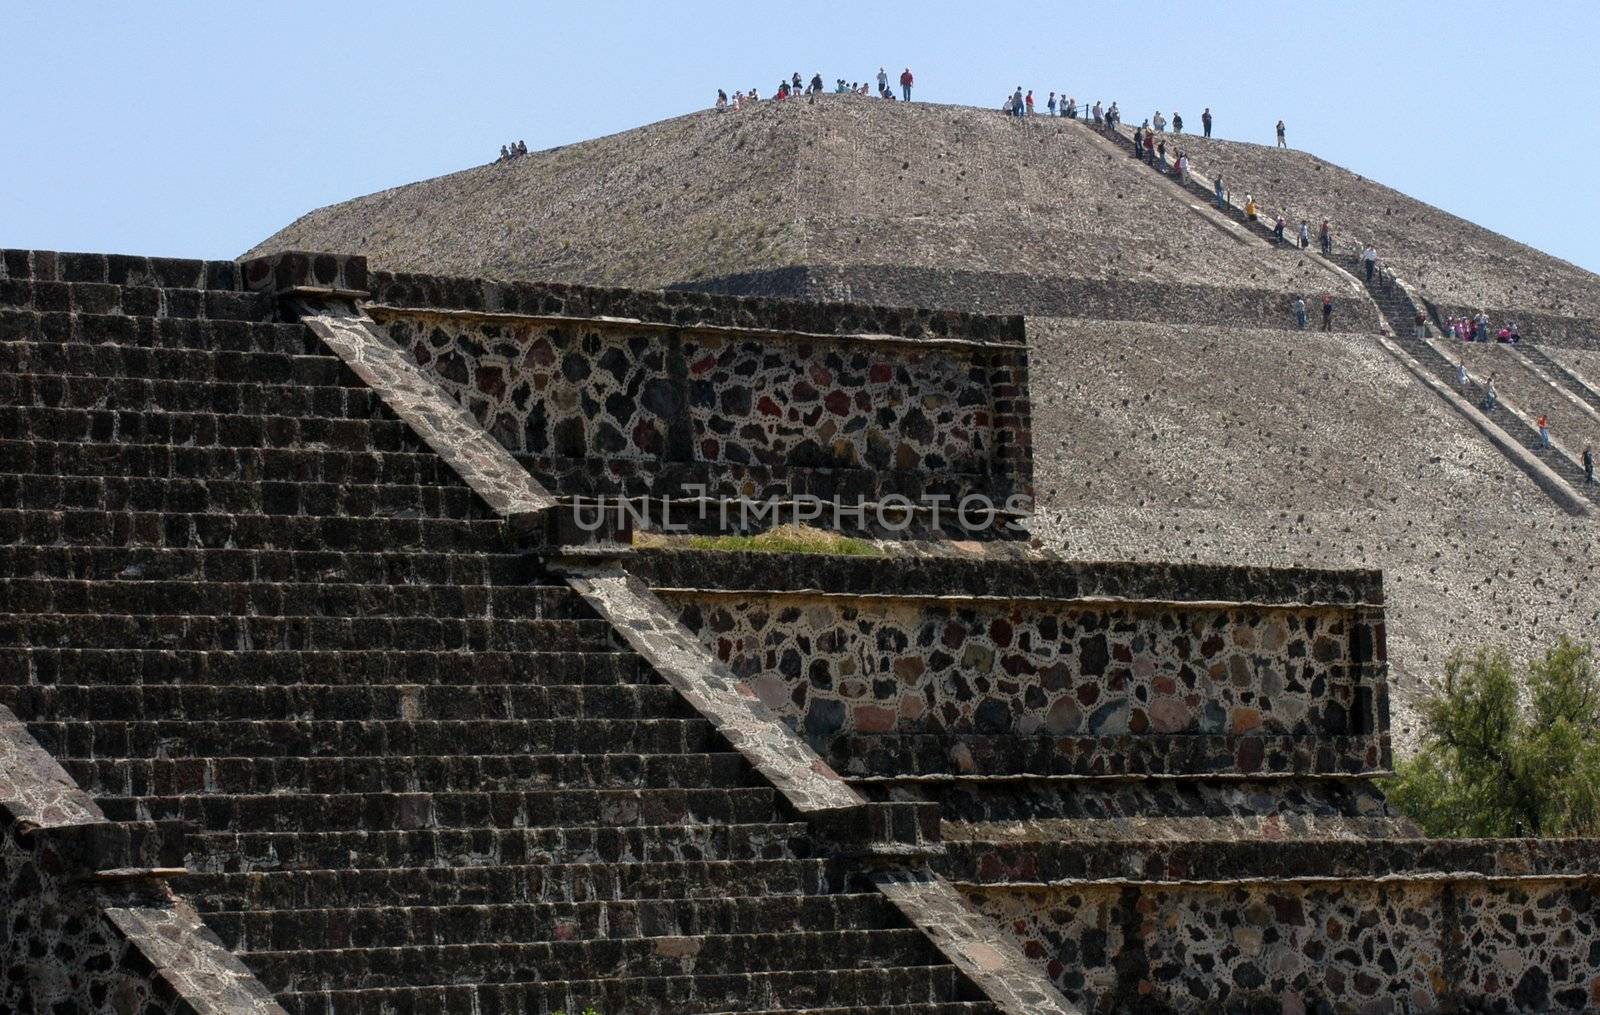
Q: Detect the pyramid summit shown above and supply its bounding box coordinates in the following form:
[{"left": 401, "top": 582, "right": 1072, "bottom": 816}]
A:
[{"left": 5, "top": 84, "right": 1600, "bottom": 1013}]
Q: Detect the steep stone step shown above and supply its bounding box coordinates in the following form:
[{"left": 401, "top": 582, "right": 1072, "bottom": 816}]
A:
[
  {"left": 0, "top": 473, "right": 486, "bottom": 520},
  {"left": 0, "top": 509, "right": 511, "bottom": 552},
  {"left": 98, "top": 787, "right": 781, "bottom": 833},
  {"left": 271, "top": 965, "right": 977, "bottom": 1015},
  {"left": 0, "top": 545, "right": 528, "bottom": 585},
  {"left": 0, "top": 341, "right": 346, "bottom": 386},
  {"left": 184, "top": 821, "right": 813, "bottom": 874},
  {"left": 2, "top": 648, "right": 649, "bottom": 689},
  {"left": 0, "top": 406, "right": 423, "bottom": 452},
  {"left": 63, "top": 751, "right": 751, "bottom": 797},
  {"left": 27, "top": 717, "right": 718, "bottom": 760},
  {"left": 1, "top": 373, "right": 384, "bottom": 418},
  {"left": 204, "top": 893, "right": 897, "bottom": 950},
  {"left": 1522, "top": 343, "right": 1600, "bottom": 414},
  {"left": 0, "top": 439, "right": 473, "bottom": 488},
  {"left": 0, "top": 612, "right": 618, "bottom": 652},
  {"left": 0, "top": 682, "right": 692, "bottom": 723},
  {"left": 0, "top": 278, "right": 272, "bottom": 320},
  {"left": 0, "top": 579, "right": 579, "bottom": 619},
  {"left": 249, "top": 928, "right": 942, "bottom": 991},
  {"left": 0, "top": 309, "right": 321, "bottom": 355},
  {"left": 1393, "top": 332, "right": 1600, "bottom": 504}
]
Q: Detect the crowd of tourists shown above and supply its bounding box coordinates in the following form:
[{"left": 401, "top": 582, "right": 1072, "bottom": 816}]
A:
[
  {"left": 1443, "top": 311, "right": 1521, "bottom": 344},
  {"left": 495, "top": 140, "right": 527, "bottom": 162},
  {"left": 716, "top": 67, "right": 914, "bottom": 111}
]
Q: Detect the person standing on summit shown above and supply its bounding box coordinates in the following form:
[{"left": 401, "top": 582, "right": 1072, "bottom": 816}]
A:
[
  {"left": 900, "top": 67, "right": 913, "bottom": 101},
  {"left": 1276, "top": 119, "right": 1287, "bottom": 147},
  {"left": 1202, "top": 107, "right": 1213, "bottom": 137},
  {"left": 877, "top": 67, "right": 889, "bottom": 97}
]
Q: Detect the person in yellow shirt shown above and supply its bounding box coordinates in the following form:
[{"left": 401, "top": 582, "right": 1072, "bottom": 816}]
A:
[{"left": 1244, "top": 195, "right": 1259, "bottom": 222}]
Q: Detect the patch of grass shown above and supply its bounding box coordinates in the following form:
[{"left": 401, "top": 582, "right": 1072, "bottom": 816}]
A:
[{"left": 636, "top": 523, "right": 882, "bottom": 557}]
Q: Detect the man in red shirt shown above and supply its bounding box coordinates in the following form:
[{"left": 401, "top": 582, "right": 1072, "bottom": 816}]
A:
[{"left": 900, "top": 68, "right": 913, "bottom": 102}]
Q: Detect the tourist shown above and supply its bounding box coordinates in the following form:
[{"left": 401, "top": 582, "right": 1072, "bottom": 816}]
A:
[
  {"left": 1202, "top": 107, "right": 1213, "bottom": 137},
  {"left": 1157, "top": 140, "right": 1168, "bottom": 171},
  {"left": 1153, "top": 110, "right": 1166, "bottom": 132},
  {"left": 716, "top": 89, "right": 728, "bottom": 111},
  {"left": 1537, "top": 414, "right": 1551, "bottom": 449},
  {"left": 1319, "top": 219, "right": 1333, "bottom": 256},
  {"left": 1416, "top": 311, "right": 1429, "bottom": 338},
  {"left": 1321, "top": 294, "right": 1334, "bottom": 331},
  {"left": 1276, "top": 119, "right": 1287, "bottom": 147},
  {"left": 1584, "top": 444, "right": 1595, "bottom": 484},
  {"left": 901, "top": 67, "right": 913, "bottom": 101},
  {"left": 1026, "top": 90, "right": 1035, "bottom": 115},
  {"left": 1273, "top": 213, "right": 1287, "bottom": 244},
  {"left": 1012, "top": 87, "right": 1025, "bottom": 118},
  {"left": 1177, "top": 152, "right": 1190, "bottom": 185},
  {"left": 1496, "top": 324, "right": 1512, "bottom": 342},
  {"left": 835, "top": 79, "right": 847, "bottom": 93},
  {"left": 1483, "top": 376, "right": 1498, "bottom": 411},
  {"left": 1064, "top": 96, "right": 1077, "bottom": 118},
  {"left": 877, "top": 67, "right": 888, "bottom": 96},
  {"left": 1509, "top": 322, "right": 1522, "bottom": 344},
  {"left": 498, "top": 144, "right": 509, "bottom": 161},
  {"left": 1133, "top": 126, "right": 1145, "bottom": 158},
  {"left": 1298, "top": 220, "right": 1311, "bottom": 249},
  {"left": 1458, "top": 358, "right": 1470, "bottom": 387},
  {"left": 1294, "top": 296, "right": 1309, "bottom": 330},
  {"left": 1047, "top": 92, "right": 1056, "bottom": 116},
  {"left": 1107, "top": 101, "right": 1119, "bottom": 127},
  {"left": 516, "top": 141, "right": 526, "bottom": 155},
  {"left": 1474, "top": 311, "right": 1490, "bottom": 343},
  {"left": 1362, "top": 244, "right": 1378, "bottom": 283},
  {"left": 1214, "top": 175, "right": 1227, "bottom": 210},
  {"left": 1244, "top": 195, "right": 1259, "bottom": 222},
  {"left": 776, "top": 81, "right": 789, "bottom": 101},
  {"left": 1173, "top": 112, "right": 1183, "bottom": 134},
  {"left": 1092, "top": 100, "right": 1103, "bottom": 125}
]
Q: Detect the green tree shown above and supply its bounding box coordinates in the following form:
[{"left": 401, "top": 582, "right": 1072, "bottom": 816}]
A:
[{"left": 1386, "top": 637, "right": 1600, "bottom": 837}]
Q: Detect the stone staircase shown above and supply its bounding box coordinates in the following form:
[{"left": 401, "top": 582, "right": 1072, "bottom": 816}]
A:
[
  {"left": 1342, "top": 257, "right": 1600, "bottom": 506},
  {"left": 1519, "top": 341, "right": 1600, "bottom": 416},
  {"left": 0, "top": 251, "right": 1002, "bottom": 1014}
]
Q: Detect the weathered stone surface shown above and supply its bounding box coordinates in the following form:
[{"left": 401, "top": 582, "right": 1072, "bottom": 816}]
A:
[{"left": 293, "top": 299, "right": 557, "bottom": 526}]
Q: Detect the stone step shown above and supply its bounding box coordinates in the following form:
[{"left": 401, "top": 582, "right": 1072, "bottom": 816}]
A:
[
  {"left": 0, "top": 612, "right": 619, "bottom": 652},
  {"left": 250, "top": 929, "right": 942, "bottom": 992},
  {"left": 0, "top": 509, "right": 511, "bottom": 553},
  {"left": 184, "top": 821, "right": 813, "bottom": 874},
  {"left": 0, "top": 341, "right": 347, "bottom": 386},
  {"left": 0, "top": 473, "right": 486, "bottom": 520},
  {"left": 63, "top": 751, "right": 749, "bottom": 797},
  {"left": 272, "top": 965, "right": 975, "bottom": 1015},
  {"left": 27, "top": 717, "right": 718, "bottom": 760},
  {"left": 0, "top": 579, "right": 581, "bottom": 620},
  {"left": 0, "top": 309, "right": 321, "bottom": 355},
  {"left": 205, "top": 893, "right": 896, "bottom": 951},
  {"left": 2, "top": 251, "right": 241, "bottom": 290},
  {"left": 2, "top": 648, "right": 650, "bottom": 689},
  {"left": 0, "top": 278, "right": 272, "bottom": 320},
  {"left": 0, "top": 439, "right": 472, "bottom": 488},
  {"left": 0, "top": 406, "right": 422, "bottom": 452},
  {"left": 1, "top": 373, "right": 384, "bottom": 419},
  {"left": 99, "top": 787, "right": 782, "bottom": 833},
  {"left": 0, "top": 682, "right": 692, "bottom": 723},
  {"left": 0, "top": 544, "right": 529, "bottom": 586}
]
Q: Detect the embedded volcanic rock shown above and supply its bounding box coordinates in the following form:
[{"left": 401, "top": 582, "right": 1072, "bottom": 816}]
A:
[
  {"left": 1023, "top": 317, "right": 1600, "bottom": 749},
  {"left": 249, "top": 96, "right": 1345, "bottom": 316}
]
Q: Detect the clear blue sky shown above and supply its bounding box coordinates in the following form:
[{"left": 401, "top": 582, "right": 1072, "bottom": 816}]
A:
[{"left": 4, "top": 1, "right": 1596, "bottom": 274}]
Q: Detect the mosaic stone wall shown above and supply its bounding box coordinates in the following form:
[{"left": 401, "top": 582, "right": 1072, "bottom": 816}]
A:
[
  {"left": 971, "top": 878, "right": 1600, "bottom": 1012},
  {"left": 665, "top": 591, "right": 1381, "bottom": 751},
  {"left": 369, "top": 307, "right": 1032, "bottom": 512}
]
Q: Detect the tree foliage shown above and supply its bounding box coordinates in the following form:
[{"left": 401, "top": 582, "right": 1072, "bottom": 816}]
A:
[{"left": 1386, "top": 637, "right": 1600, "bottom": 838}]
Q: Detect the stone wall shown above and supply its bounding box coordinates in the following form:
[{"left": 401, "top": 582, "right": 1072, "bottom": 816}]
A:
[
  {"left": 677, "top": 265, "right": 1381, "bottom": 334},
  {"left": 970, "top": 875, "right": 1600, "bottom": 1012},
  {"left": 632, "top": 552, "right": 1389, "bottom": 776},
  {"left": 0, "top": 707, "right": 283, "bottom": 1013},
  {"left": 362, "top": 271, "right": 1032, "bottom": 523}
]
